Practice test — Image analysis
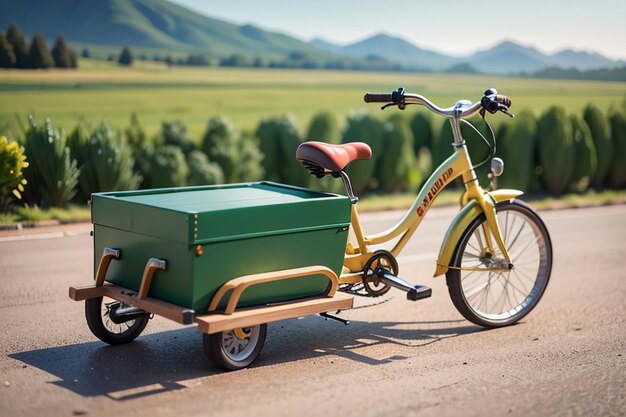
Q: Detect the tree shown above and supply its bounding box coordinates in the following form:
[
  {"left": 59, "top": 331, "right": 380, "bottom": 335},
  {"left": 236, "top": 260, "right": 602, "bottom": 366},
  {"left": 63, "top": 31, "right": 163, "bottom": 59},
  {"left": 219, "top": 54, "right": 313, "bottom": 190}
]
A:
[
  {"left": 6, "top": 23, "right": 30, "bottom": 68},
  {"left": 0, "top": 31, "right": 16, "bottom": 68},
  {"left": 69, "top": 50, "right": 77, "bottom": 68},
  {"left": 51, "top": 36, "right": 71, "bottom": 68},
  {"left": 29, "top": 32, "right": 54, "bottom": 69},
  {"left": 118, "top": 46, "right": 133, "bottom": 66}
]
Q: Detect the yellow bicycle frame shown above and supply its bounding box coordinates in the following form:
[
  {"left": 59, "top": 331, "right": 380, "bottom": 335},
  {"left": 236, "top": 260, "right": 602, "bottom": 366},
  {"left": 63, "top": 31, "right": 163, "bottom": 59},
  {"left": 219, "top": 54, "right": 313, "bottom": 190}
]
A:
[{"left": 341, "top": 135, "right": 521, "bottom": 283}]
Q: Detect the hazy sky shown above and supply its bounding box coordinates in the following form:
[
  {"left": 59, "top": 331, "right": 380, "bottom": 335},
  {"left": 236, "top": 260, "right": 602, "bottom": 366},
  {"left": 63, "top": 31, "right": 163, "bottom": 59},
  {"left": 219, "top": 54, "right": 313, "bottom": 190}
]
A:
[{"left": 170, "top": 0, "right": 626, "bottom": 60}]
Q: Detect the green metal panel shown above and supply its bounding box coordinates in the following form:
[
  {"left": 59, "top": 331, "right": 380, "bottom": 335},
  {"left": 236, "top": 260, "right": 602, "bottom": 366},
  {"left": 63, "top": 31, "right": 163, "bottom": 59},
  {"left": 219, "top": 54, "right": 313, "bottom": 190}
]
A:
[{"left": 92, "top": 182, "right": 351, "bottom": 311}]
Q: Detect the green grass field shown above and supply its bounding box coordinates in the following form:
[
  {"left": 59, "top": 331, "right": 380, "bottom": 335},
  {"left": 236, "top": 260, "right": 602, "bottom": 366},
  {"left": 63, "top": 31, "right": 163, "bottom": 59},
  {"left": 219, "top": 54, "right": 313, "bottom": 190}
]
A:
[{"left": 1, "top": 59, "right": 625, "bottom": 140}]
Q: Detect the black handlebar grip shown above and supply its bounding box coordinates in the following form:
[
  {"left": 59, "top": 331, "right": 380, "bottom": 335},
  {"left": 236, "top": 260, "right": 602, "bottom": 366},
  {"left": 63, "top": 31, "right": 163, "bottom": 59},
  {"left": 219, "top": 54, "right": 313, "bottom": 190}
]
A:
[
  {"left": 496, "top": 95, "right": 512, "bottom": 108},
  {"left": 364, "top": 93, "right": 393, "bottom": 103}
]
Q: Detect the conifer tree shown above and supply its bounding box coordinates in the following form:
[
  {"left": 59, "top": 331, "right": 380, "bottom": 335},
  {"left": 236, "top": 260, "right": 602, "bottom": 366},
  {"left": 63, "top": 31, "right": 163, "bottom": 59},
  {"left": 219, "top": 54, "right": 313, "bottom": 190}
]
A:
[
  {"left": 0, "top": 32, "right": 16, "bottom": 68},
  {"left": 51, "top": 36, "right": 71, "bottom": 68},
  {"left": 29, "top": 32, "right": 54, "bottom": 69},
  {"left": 6, "top": 24, "right": 29, "bottom": 68},
  {"left": 118, "top": 46, "right": 133, "bottom": 66}
]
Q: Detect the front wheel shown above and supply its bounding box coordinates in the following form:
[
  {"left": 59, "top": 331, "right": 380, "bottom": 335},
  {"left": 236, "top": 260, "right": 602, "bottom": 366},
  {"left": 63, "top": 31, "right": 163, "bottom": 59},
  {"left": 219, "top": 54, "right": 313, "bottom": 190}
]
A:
[
  {"left": 203, "top": 324, "right": 267, "bottom": 370},
  {"left": 446, "top": 200, "right": 552, "bottom": 328}
]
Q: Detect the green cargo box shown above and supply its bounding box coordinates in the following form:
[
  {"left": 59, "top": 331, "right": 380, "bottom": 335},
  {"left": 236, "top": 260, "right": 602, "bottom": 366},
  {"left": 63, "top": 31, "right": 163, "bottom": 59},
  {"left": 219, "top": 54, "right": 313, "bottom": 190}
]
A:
[{"left": 92, "top": 182, "right": 351, "bottom": 312}]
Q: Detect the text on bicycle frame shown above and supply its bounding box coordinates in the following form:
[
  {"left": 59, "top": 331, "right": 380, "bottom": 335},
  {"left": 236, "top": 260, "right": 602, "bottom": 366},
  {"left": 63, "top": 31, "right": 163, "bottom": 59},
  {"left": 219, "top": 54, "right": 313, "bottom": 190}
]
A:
[{"left": 417, "top": 167, "right": 454, "bottom": 217}]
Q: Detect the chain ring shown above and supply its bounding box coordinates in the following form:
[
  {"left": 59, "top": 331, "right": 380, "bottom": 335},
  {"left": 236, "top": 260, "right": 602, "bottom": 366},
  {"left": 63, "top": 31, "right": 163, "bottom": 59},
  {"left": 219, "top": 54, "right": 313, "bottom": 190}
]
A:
[{"left": 362, "top": 250, "right": 399, "bottom": 297}]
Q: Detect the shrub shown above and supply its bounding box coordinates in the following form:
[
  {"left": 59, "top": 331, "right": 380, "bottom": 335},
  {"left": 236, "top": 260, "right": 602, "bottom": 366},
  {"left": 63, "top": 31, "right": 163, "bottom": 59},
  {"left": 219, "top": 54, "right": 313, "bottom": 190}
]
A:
[
  {"left": 160, "top": 119, "right": 195, "bottom": 156},
  {"left": 148, "top": 145, "right": 188, "bottom": 188},
  {"left": 607, "top": 110, "right": 626, "bottom": 188},
  {"left": 124, "top": 113, "right": 151, "bottom": 182},
  {"left": 187, "top": 150, "right": 224, "bottom": 186},
  {"left": 537, "top": 106, "right": 575, "bottom": 195},
  {"left": 496, "top": 110, "right": 538, "bottom": 191},
  {"left": 254, "top": 115, "right": 309, "bottom": 186},
  {"left": 306, "top": 111, "right": 340, "bottom": 144},
  {"left": 236, "top": 134, "right": 264, "bottom": 182},
  {"left": 341, "top": 110, "right": 383, "bottom": 194},
  {"left": 583, "top": 104, "right": 612, "bottom": 189},
  {"left": 0, "top": 136, "right": 29, "bottom": 212},
  {"left": 432, "top": 119, "right": 454, "bottom": 171},
  {"left": 201, "top": 116, "right": 240, "bottom": 182},
  {"left": 68, "top": 122, "right": 141, "bottom": 199},
  {"left": 569, "top": 114, "right": 597, "bottom": 192},
  {"left": 276, "top": 115, "right": 310, "bottom": 187},
  {"left": 23, "top": 118, "right": 79, "bottom": 207},
  {"left": 410, "top": 112, "right": 434, "bottom": 154},
  {"left": 435, "top": 117, "right": 493, "bottom": 187},
  {"left": 255, "top": 118, "right": 282, "bottom": 181},
  {"left": 377, "top": 114, "right": 418, "bottom": 193}
]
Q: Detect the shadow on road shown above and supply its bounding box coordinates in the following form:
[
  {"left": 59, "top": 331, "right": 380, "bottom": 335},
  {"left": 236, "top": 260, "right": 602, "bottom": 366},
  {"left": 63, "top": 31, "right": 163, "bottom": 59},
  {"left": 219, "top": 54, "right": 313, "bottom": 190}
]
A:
[{"left": 9, "top": 317, "right": 482, "bottom": 400}]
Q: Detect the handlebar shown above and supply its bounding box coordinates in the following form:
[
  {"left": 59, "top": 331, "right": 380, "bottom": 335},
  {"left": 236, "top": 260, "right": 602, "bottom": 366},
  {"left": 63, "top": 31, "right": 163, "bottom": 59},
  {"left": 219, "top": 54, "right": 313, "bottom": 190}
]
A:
[{"left": 364, "top": 87, "right": 514, "bottom": 118}]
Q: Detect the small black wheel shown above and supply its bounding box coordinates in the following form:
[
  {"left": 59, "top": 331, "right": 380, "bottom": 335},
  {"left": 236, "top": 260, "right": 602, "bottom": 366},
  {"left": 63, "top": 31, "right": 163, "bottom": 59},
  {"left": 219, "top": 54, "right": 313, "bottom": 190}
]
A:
[
  {"left": 203, "top": 324, "right": 267, "bottom": 370},
  {"left": 85, "top": 297, "right": 149, "bottom": 345},
  {"left": 446, "top": 200, "right": 552, "bottom": 328}
]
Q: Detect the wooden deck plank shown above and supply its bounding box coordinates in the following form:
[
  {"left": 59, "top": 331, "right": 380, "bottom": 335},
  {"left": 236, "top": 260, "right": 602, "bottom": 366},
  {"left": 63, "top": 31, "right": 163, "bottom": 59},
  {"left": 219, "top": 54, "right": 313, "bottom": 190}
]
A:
[{"left": 195, "top": 293, "right": 354, "bottom": 334}]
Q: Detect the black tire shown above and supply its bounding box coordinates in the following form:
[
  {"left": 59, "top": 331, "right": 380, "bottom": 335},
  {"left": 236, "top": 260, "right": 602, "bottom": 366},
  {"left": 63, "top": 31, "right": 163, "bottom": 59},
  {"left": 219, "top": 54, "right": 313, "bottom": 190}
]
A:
[
  {"left": 85, "top": 297, "right": 149, "bottom": 345},
  {"left": 446, "top": 200, "right": 552, "bottom": 328},
  {"left": 203, "top": 324, "right": 267, "bottom": 370}
]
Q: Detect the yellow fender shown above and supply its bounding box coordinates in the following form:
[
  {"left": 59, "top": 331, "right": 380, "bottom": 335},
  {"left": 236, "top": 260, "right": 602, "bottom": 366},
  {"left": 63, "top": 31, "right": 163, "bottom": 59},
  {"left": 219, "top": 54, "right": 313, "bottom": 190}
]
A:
[{"left": 434, "top": 189, "right": 523, "bottom": 277}]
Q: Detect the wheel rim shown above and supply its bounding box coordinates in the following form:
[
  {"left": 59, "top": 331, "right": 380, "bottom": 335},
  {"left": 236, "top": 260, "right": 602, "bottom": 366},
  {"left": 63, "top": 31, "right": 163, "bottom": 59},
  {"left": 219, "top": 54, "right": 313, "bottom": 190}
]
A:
[
  {"left": 101, "top": 297, "right": 137, "bottom": 335},
  {"left": 458, "top": 207, "right": 550, "bottom": 322},
  {"left": 221, "top": 326, "right": 261, "bottom": 362}
]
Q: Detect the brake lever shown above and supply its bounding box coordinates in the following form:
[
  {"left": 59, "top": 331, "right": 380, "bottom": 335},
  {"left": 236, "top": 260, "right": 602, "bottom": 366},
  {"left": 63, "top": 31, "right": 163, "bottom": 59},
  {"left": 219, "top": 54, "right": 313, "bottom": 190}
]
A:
[
  {"left": 380, "top": 102, "right": 407, "bottom": 111},
  {"left": 500, "top": 107, "right": 515, "bottom": 118}
]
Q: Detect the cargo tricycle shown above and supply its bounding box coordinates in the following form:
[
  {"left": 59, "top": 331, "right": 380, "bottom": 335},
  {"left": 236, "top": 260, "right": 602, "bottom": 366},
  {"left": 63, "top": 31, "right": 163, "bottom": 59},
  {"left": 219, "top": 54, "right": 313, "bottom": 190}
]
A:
[{"left": 70, "top": 88, "right": 552, "bottom": 370}]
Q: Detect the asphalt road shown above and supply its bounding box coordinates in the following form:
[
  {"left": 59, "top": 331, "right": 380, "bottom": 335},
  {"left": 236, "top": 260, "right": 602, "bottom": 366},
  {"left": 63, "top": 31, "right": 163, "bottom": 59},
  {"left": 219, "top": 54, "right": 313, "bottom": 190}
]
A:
[{"left": 1, "top": 204, "right": 625, "bottom": 417}]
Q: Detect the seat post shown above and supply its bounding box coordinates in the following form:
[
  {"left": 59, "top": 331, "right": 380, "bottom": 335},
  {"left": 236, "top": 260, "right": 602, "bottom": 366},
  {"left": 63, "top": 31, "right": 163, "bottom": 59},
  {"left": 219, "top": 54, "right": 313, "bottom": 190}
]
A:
[{"left": 338, "top": 171, "right": 358, "bottom": 204}]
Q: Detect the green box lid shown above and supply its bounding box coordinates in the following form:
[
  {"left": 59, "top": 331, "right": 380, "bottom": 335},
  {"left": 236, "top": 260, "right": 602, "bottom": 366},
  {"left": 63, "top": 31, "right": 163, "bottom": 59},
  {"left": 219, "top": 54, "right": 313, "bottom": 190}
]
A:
[{"left": 92, "top": 182, "right": 351, "bottom": 244}]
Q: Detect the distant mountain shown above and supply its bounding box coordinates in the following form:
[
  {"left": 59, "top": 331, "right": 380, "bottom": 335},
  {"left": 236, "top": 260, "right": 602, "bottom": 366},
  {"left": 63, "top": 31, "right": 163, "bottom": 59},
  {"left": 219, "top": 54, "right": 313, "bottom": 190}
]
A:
[
  {"left": 2, "top": 0, "right": 622, "bottom": 74},
  {"left": 1, "top": 0, "right": 330, "bottom": 59},
  {"left": 311, "top": 36, "right": 623, "bottom": 74},
  {"left": 467, "top": 41, "right": 547, "bottom": 74},
  {"left": 312, "top": 33, "right": 455, "bottom": 71},
  {"left": 547, "top": 49, "right": 621, "bottom": 71}
]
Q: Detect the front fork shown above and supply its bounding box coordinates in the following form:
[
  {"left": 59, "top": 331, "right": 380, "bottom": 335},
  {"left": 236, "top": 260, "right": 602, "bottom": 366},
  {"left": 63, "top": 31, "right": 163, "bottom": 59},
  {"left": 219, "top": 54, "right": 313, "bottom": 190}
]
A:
[{"left": 461, "top": 182, "right": 512, "bottom": 265}]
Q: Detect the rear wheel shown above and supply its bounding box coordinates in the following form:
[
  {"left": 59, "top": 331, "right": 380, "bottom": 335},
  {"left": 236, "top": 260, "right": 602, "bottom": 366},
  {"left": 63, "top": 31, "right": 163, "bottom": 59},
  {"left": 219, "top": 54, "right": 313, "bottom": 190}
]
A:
[
  {"left": 85, "top": 297, "right": 149, "bottom": 345},
  {"left": 446, "top": 200, "right": 552, "bottom": 327},
  {"left": 203, "top": 324, "right": 267, "bottom": 370}
]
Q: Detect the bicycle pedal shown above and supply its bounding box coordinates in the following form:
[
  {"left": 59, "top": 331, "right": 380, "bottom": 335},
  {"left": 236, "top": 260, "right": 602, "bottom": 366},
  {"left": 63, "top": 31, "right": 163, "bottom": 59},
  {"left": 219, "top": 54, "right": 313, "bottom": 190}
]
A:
[{"left": 407, "top": 286, "right": 432, "bottom": 301}]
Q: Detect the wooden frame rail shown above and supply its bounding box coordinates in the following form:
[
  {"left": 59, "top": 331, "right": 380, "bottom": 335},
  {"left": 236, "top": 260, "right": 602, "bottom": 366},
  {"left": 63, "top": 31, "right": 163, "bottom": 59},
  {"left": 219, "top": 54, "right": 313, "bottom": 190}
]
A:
[
  {"left": 207, "top": 265, "right": 339, "bottom": 315},
  {"left": 69, "top": 284, "right": 195, "bottom": 325}
]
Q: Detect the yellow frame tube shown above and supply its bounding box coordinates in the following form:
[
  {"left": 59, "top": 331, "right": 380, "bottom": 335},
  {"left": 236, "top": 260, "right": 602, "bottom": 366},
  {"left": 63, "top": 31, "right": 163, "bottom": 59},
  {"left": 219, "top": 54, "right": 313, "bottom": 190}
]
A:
[{"left": 343, "top": 143, "right": 514, "bottom": 276}]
